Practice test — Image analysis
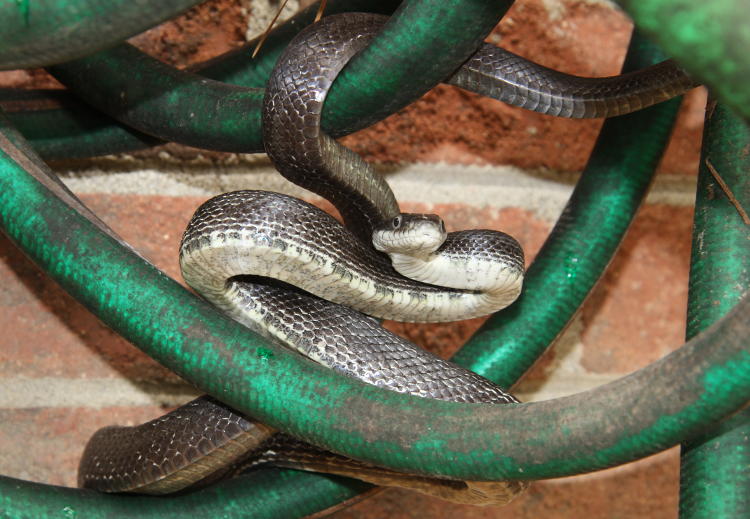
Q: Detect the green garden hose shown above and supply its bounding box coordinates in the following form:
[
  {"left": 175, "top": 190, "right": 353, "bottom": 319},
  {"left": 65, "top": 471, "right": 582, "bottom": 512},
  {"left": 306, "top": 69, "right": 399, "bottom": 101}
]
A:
[
  {"left": 1, "top": 92, "right": 749, "bottom": 513},
  {"left": 0, "top": 0, "right": 399, "bottom": 160},
  {"left": 614, "top": 0, "right": 750, "bottom": 122},
  {"left": 0, "top": 1, "right": 747, "bottom": 518},
  {"left": 0, "top": 468, "right": 372, "bottom": 519},
  {"left": 0, "top": 88, "right": 161, "bottom": 159},
  {"left": 0, "top": 0, "right": 203, "bottom": 70},
  {"left": 678, "top": 103, "right": 750, "bottom": 518}
]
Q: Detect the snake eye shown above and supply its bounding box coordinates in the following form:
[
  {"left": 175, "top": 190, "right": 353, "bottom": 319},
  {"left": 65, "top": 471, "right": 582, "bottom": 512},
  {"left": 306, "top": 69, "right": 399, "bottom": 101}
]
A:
[{"left": 391, "top": 216, "right": 402, "bottom": 229}]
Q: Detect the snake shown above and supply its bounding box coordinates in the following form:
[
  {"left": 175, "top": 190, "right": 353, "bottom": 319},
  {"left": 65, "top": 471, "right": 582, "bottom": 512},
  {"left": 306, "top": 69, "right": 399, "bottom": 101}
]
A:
[{"left": 77, "top": 12, "right": 696, "bottom": 506}]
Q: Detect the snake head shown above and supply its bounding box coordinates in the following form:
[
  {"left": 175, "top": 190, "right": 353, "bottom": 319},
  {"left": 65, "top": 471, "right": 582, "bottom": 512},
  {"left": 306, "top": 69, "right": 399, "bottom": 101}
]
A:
[{"left": 372, "top": 213, "right": 447, "bottom": 256}]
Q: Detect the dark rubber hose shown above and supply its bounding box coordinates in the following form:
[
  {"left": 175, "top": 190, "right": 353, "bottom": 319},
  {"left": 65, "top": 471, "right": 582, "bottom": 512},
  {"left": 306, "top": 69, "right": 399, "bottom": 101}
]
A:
[
  {"left": 0, "top": 0, "right": 203, "bottom": 70},
  {"left": 452, "top": 33, "right": 683, "bottom": 386},
  {"left": 678, "top": 102, "right": 750, "bottom": 518},
  {"left": 0, "top": 469, "right": 372, "bottom": 519},
  {"left": 614, "top": 0, "right": 750, "bottom": 122},
  {"left": 0, "top": 88, "right": 161, "bottom": 159},
  {"left": 0, "top": 0, "right": 399, "bottom": 160},
  {"left": 1, "top": 96, "right": 749, "bottom": 484},
  {"left": 0, "top": 13, "right": 724, "bottom": 519},
  {"left": 45, "top": 0, "right": 511, "bottom": 153}
]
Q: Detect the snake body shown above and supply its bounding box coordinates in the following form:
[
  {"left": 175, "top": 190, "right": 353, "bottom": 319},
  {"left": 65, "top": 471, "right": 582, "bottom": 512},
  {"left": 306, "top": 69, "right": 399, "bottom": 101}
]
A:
[{"left": 78, "top": 13, "right": 695, "bottom": 504}]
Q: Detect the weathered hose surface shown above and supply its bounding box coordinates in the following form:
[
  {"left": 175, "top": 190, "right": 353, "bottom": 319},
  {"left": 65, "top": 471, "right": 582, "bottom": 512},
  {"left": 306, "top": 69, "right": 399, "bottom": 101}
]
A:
[
  {"left": 2, "top": 64, "right": 750, "bottom": 514},
  {"left": 614, "top": 0, "right": 750, "bottom": 122},
  {"left": 3, "top": 4, "right": 741, "bottom": 516},
  {"left": 0, "top": 0, "right": 399, "bottom": 160},
  {"left": 679, "top": 102, "right": 750, "bottom": 518},
  {"left": 0, "top": 0, "right": 203, "bottom": 70},
  {"left": 45, "top": 16, "right": 696, "bottom": 154},
  {"left": 4, "top": 1, "right": 698, "bottom": 159}
]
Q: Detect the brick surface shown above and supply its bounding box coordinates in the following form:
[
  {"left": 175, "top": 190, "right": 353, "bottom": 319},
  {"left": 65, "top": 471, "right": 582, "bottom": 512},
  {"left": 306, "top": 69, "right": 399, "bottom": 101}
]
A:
[{"left": 580, "top": 204, "right": 693, "bottom": 373}]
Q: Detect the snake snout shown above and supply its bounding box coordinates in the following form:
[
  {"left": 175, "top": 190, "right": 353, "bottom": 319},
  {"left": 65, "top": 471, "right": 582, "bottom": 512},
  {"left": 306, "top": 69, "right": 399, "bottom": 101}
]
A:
[{"left": 372, "top": 213, "right": 447, "bottom": 255}]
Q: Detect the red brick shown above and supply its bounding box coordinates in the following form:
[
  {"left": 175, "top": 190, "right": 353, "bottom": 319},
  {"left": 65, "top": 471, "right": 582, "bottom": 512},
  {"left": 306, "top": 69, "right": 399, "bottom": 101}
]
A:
[{"left": 580, "top": 205, "right": 693, "bottom": 373}]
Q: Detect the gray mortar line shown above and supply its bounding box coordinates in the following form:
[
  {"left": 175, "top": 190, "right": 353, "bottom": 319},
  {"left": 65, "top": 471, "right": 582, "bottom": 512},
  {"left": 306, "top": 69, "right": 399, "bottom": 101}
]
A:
[
  {"left": 0, "top": 378, "right": 201, "bottom": 409},
  {"left": 57, "top": 160, "right": 697, "bottom": 223}
]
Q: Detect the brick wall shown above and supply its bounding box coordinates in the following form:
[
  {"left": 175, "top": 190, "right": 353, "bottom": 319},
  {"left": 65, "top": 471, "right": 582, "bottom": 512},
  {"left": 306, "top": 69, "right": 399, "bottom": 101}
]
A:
[{"left": 0, "top": 1, "right": 704, "bottom": 517}]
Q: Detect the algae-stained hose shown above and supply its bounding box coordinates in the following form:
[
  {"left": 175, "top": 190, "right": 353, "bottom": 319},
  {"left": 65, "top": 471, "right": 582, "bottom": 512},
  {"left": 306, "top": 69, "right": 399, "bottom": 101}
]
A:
[
  {"left": 1, "top": 111, "right": 750, "bottom": 486},
  {"left": 0, "top": 469, "right": 372, "bottom": 519},
  {"left": 0, "top": 0, "right": 399, "bottom": 160},
  {"left": 2, "top": 0, "right": 504, "bottom": 160},
  {"left": 44, "top": 0, "right": 511, "bottom": 154},
  {"left": 614, "top": 0, "right": 750, "bottom": 122},
  {"left": 679, "top": 103, "right": 750, "bottom": 518},
  {"left": 0, "top": 88, "right": 161, "bottom": 159},
  {"left": 680, "top": 408, "right": 750, "bottom": 518},
  {"left": 452, "top": 33, "right": 684, "bottom": 385},
  {"left": 0, "top": 0, "right": 203, "bottom": 70}
]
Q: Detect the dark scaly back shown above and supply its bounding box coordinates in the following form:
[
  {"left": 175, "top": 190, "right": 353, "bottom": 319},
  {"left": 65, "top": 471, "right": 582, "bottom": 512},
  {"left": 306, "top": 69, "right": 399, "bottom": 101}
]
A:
[
  {"left": 262, "top": 14, "right": 399, "bottom": 245},
  {"left": 448, "top": 44, "right": 698, "bottom": 118}
]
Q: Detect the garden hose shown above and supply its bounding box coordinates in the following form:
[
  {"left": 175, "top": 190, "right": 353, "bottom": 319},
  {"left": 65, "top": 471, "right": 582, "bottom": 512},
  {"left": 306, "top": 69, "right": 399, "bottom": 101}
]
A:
[
  {"left": 614, "top": 0, "right": 750, "bottom": 122},
  {"left": 678, "top": 102, "right": 750, "bottom": 518},
  {"left": 0, "top": 92, "right": 748, "bottom": 511},
  {"left": 0, "top": 1, "right": 747, "bottom": 518},
  {"left": 452, "top": 33, "right": 684, "bottom": 386},
  {"left": 0, "top": 468, "right": 373, "bottom": 519},
  {"left": 0, "top": 0, "right": 203, "bottom": 70}
]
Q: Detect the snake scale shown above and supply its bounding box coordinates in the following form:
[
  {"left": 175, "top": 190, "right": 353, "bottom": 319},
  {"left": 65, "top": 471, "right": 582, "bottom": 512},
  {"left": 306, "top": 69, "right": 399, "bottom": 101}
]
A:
[{"left": 78, "top": 13, "right": 697, "bottom": 505}]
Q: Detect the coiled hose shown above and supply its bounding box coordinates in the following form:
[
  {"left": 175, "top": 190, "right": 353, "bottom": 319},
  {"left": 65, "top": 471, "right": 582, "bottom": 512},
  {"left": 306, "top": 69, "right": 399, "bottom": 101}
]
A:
[
  {"left": 0, "top": 0, "right": 203, "bottom": 70},
  {"left": 0, "top": 0, "right": 748, "bottom": 518},
  {"left": 0, "top": 0, "right": 399, "bottom": 160},
  {"left": 678, "top": 102, "right": 750, "bottom": 518},
  {"left": 1, "top": 105, "right": 749, "bottom": 509},
  {"left": 614, "top": 0, "right": 750, "bottom": 122}
]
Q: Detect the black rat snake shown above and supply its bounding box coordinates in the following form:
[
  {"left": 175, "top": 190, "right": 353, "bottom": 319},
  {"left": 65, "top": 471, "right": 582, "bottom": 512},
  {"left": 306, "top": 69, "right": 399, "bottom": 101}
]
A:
[{"left": 77, "top": 12, "right": 696, "bottom": 505}]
